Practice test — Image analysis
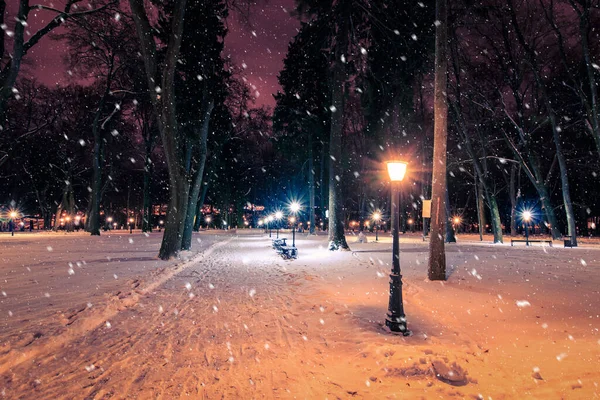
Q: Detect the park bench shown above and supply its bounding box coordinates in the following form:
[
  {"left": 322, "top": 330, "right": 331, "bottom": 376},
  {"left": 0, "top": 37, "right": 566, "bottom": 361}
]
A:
[
  {"left": 563, "top": 239, "right": 577, "bottom": 248},
  {"left": 278, "top": 245, "right": 298, "bottom": 259},
  {"left": 510, "top": 239, "right": 553, "bottom": 247},
  {"left": 272, "top": 238, "right": 287, "bottom": 249}
]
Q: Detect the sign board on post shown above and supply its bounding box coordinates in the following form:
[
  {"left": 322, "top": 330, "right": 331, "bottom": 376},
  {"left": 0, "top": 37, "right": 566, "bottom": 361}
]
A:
[{"left": 422, "top": 200, "right": 432, "bottom": 218}]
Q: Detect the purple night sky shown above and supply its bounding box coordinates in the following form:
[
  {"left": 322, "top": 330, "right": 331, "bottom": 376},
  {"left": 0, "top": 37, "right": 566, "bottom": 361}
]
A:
[{"left": 8, "top": 0, "right": 299, "bottom": 108}]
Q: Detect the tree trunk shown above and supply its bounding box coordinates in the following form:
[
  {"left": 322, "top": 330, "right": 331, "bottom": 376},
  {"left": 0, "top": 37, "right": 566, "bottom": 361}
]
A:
[
  {"left": 509, "top": 164, "right": 517, "bottom": 237},
  {"left": 308, "top": 129, "right": 316, "bottom": 235},
  {"left": 320, "top": 142, "right": 327, "bottom": 227},
  {"left": 487, "top": 194, "right": 503, "bottom": 243},
  {"left": 475, "top": 174, "right": 484, "bottom": 241},
  {"left": 129, "top": 0, "right": 189, "bottom": 259},
  {"left": 88, "top": 91, "right": 110, "bottom": 236},
  {"left": 428, "top": 0, "right": 448, "bottom": 281},
  {"left": 181, "top": 100, "right": 214, "bottom": 250},
  {"left": 327, "top": 17, "right": 349, "bottom": 251},
  {"left": 141, "top": 157, "right": 152, "bottom": 233}
]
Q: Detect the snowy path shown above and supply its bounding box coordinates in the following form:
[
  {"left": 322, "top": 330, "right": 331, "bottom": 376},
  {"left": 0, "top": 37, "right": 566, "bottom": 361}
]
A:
[{"left": 1, "top": 232, "right": 599, "bottom": 399}]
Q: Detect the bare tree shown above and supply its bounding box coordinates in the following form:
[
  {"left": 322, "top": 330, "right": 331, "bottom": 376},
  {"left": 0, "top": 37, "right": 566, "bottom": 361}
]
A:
[{"left": 0, "top": 0, "right": 116, "bottom": 124}]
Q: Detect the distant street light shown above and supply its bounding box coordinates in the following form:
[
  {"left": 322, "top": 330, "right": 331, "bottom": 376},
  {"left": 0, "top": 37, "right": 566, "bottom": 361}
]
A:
[
  {"left": 372, "top": 211, "right": 382, "bottom": 242},
  {"left": 268, "top": 215, "right": 274, "bottom": 237},
  {"left": 385, "top": 160, "right": 410, "bottom": 335},
  {"left": 107, "top": 216, "right": 113, "bottom": 231},
  {"left": 159, "top": 219, "right": 164, "bottom": 232},
  {"left": 522, "top": 210, "right": 532, "bottom": 246},
  {"left": 452, "top": 216, "right": 461, "bottom": 235},
  {"left": 275, "top": 211, "right": 283, "bottom": 239},
  {"left": 129, "top": 217, "right": 134, "bottom": 234}
]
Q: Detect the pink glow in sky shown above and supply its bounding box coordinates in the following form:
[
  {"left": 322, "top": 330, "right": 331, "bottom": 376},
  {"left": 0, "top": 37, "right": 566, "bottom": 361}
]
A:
[{"left": 6, "top": 0, "right": 299, "bottom": 108}]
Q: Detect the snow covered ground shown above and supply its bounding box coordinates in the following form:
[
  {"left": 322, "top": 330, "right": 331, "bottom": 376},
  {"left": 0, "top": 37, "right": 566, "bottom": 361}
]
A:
[{"left": 0, "top": 230, "right": 599, "bottom": 399}]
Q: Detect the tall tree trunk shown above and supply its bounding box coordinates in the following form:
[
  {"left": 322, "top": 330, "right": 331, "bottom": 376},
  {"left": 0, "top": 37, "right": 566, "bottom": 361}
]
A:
[
  {"left": 88, "top": 86, "right": 110, "bottom": 236},
  {"left": 547, "top": 111, "right": 577, "bottom": 245},
  {"left": 509, "top": 164, "right": 518, "bottom": 237},
  {"left": 474, "top": 174, "right": 484, "bottom": 240},
  {"left": 320, "top": 142, "right": 326, "bottom": 227},
  {"left": 141, "top": 157, "right": 152, "bottom": 233},
  {"left": 129, "top": 0, "right": 189, "bottom": 259},
  {"left": 487, "top": 194, "right": 503, "bottom": 243},
  {"left": 428, "top": 0, "right": 448, "bottom": 281},
  {"left": 181, "top": 101, "right": 214, "bottom": 250},
  {"left": 308, "top": 129, "right": 316, "bottom": 234},
  {"left": 327, "top": 18, "right": 349, "bottom": 251}
]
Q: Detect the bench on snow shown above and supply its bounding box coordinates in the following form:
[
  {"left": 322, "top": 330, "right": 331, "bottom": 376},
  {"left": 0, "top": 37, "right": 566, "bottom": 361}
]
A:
[
  {"left": 277, "top": 245, "right": 298, "bottom": 259},
  {"left": 272, "top": 238, "right": 287, "bottom": 249}
]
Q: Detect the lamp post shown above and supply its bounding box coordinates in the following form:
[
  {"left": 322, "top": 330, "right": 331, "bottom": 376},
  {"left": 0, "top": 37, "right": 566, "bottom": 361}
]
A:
[
  {"left": 452, "top": 216, "right": 461, "bottom": 235},
  {"left": 205, "top": 216, "right": 211, "bottom": 230},
  {"left": 385, "top": 160, "right": 410, "bottom": 335},
  {"left": 159, "top": 220, "right": 164, "bottom": 232},
  {"left": 268, "top": 215, "right": 274, "bottom": 237},
  {"left": 289, "top": 202, "right": 301, "bottom": 247},
  {"left": 9, "top": 211, "right": 17, "bottom": 236},
  {"left": 106, "top": 216, "right": 113, "bottom": 231},
  {"left": 523, "top": 210, "right": 532, "bottom": 246},
  {"left": 372, "top": 211, "right": 381, "bottom": 242},
  {"left": 275, "top": 211, "right": 283, "bottom": 239},
  {"left": 129, "top": 217, "right": 134, "bottom": 234}
]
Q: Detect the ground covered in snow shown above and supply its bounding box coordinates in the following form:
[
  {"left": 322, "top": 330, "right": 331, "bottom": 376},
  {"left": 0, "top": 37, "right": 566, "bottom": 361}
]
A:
[{"left": 0, "top": 230, "right": 599, "bottom": 399}]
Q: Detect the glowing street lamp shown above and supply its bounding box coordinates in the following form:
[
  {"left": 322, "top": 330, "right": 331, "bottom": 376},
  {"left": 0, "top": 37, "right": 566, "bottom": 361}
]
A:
[
  {"left": 159, "top": 220, "right": 164, "bottom": 232},
  {"left": 385, "top": 160, "right": 410, "bottom": 335},
  {"left": 372, "top": 211, "right": 382, "bottom": 242},
  {"left": 288, "top": 202, "right": 301, "bottom": 247},
  {"left": 129, "top": 217, "right": 135, "bottom": 234},
  {"left": 8, "top": 210, "right": 18, "bottom": 236},
  {"left": 106, "top": 216, "right": 113, "bottom": 231}
]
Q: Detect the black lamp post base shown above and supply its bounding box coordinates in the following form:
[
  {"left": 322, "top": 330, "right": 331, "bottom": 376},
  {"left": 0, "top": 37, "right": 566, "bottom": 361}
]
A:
[{"left": 385, "top": 316, "right": 410, "bottom": 336}]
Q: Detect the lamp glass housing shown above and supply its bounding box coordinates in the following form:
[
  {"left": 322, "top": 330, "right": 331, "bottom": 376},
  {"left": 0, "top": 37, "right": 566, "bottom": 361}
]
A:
[{"left": 386, "top": 161, "right": 408, "bottom": 182}]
